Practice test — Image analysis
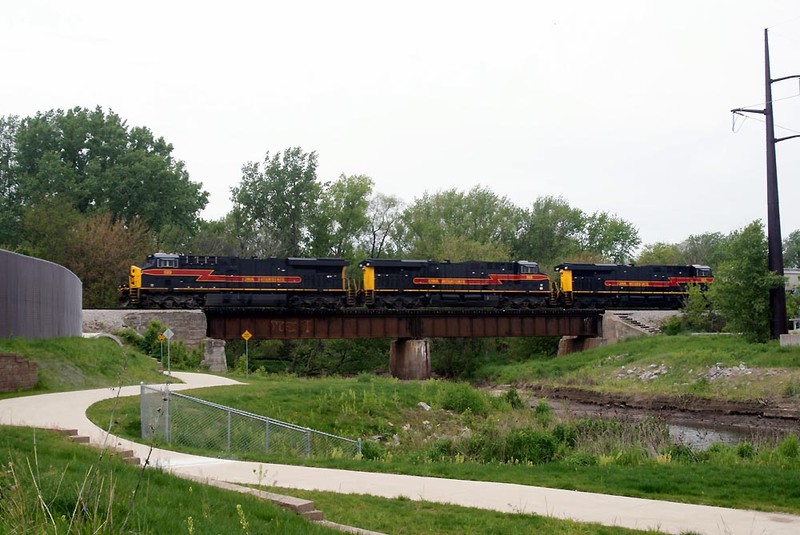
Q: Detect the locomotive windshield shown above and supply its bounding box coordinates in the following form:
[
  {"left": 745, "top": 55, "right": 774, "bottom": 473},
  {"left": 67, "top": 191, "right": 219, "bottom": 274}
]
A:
[
  {"left": 153, "top": 253, "right": 179, "bottom": 268},
  {"left": 518, "top": 261, "right": 539, "bottom": 274}
]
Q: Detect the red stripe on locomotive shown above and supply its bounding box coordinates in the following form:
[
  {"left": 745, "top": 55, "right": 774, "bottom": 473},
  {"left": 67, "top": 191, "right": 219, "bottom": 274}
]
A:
[{"left": 143, "top": 269, "right": 302, "bottom": 284}]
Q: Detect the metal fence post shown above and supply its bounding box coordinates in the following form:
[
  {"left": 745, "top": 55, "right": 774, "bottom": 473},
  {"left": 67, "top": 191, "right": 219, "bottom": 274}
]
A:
[
  {"left": 165, "top": 385, "right": 171, "bottom": 444},
  {"left": 140, "top": 383, "right": 146, "bottom": 438},
  {"left": 227, "top": 410, "right": 232, "bottom": 453},
  {"left": 357, "top": 437, "right": 362, "bottom": 455},
  {"left": 265, "top": 420, "right": 270, "bottom": 452},
  {"left": 306, "top": 429, "right": 311, "bottom": 457}
]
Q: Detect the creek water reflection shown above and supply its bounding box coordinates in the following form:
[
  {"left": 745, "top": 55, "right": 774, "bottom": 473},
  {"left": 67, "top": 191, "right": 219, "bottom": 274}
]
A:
[
  {"left": 668, "top": 423, "right": 748, "bottom": 450},
  {"left": 545, "top": 399, "right": 796, "bottom": 450}
]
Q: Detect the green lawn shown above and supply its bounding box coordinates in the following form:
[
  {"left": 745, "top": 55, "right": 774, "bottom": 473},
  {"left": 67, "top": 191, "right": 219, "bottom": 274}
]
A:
[
  {"left": 267, "top": 487, "right": 663, "bottom": 535},
  {"left": 89, "top": 373, "right": 800, "bottom": 515}
]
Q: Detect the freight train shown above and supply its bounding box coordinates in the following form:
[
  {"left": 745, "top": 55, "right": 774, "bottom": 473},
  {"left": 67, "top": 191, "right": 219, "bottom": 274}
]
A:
[{"left": 120, "top": 253, "right": 713, "bottom": 310}]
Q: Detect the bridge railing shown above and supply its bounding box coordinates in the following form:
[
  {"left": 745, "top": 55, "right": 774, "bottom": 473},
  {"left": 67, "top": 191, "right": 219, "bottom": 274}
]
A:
[{"left": 140, "top": 384, "right": 361, "bottom": 458}]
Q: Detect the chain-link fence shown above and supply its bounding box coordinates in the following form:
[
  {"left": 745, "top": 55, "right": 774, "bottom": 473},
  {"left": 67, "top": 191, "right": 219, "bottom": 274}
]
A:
[{"left": 140, "top": 384, "right": 361, "bottom": 458}]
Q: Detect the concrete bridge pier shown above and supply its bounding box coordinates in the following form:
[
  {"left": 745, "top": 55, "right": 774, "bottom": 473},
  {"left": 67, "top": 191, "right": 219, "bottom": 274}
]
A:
[{"left": 390, "top": 338, "right": 431, "bottom": 380}]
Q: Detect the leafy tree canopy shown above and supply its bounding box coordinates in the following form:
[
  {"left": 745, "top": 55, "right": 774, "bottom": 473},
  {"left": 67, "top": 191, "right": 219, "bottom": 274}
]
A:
[
  {"left": 0, "top": 107, "right": 208, "bottom": 244},
  {"left": 231, "top": 147, "right": 320, "bottom": 257},
  {"left": 783, "top": 229, "right": 800, "bottom": 269},
  {"left": 710, "top": 221, "right": 783, "bottom": 342},
  {"left": 309, "top": 174, "right": 374, "bottom": 259},
  {"left": 398, "top": 186, "right": 522, "bottom": 260}
]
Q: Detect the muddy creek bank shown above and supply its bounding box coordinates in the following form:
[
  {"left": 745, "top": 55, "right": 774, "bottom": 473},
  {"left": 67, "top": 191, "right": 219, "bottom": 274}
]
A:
[{"left": 523, "top": 385, "right": 800, "bottom": 448}]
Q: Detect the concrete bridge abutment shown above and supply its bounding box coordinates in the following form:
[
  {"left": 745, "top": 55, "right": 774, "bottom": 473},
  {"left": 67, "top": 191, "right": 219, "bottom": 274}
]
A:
[{"left": 390, "top": 338, "right": 431, "bottom": 380}]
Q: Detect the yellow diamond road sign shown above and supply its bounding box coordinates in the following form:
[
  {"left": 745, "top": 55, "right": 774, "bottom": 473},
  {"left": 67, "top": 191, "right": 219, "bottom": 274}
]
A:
[
  {"left": 157, "top": 334, "right": 165, "bottom": 341},
  {"left": 241, "top": 330, "right": 252, "bottom": 341}
]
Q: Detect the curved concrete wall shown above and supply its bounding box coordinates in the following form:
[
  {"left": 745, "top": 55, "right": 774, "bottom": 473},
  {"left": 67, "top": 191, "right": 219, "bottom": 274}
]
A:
[{"left": 0, "top": 249, "right": 82, "bottom": 338}]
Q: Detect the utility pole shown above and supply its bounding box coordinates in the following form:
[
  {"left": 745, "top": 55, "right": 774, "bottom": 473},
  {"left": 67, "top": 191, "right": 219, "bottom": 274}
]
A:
[{"left": 732, "top": 28, "right": 800, "bottom": 339}]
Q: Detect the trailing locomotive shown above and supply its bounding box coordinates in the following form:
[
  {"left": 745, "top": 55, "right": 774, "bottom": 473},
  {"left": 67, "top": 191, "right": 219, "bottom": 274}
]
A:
[
  {"left": 555, "top": 262, "right": 713, "bottom": 309},
  {"left": 120, "top": 254, "right": 713, "bottom": 310},
  {"left": 121, "top": 253, "right": 355, "bottom": 309}
]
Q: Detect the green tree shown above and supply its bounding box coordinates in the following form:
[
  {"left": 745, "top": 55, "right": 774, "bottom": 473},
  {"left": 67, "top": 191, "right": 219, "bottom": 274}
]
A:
[
  {"left": 710, "top": 221, "right": 783, "bottom": 342},
  {"left": 175, "top": 215, "right": 245, "bottom": 257},
  {"left": 679, "top": 232, "right": 729, "bottom": 267},
  {"left": 65, "top": 212, "right": 154, "bottom": 307},
  {"left": 580, "top": 212, "right": 641, "bottom": 263},
  {"left": 22, "top": 202, "right": 154, "bottom": 307},
  {"left": 682, "top": 284, "right": 722, "bottom": 332},
  {"left": 0, "top": 116, "right": 21, "bottom": 247},
  {"left": 783, "top": 230, "right": 800, "bottom": 269},
  {"left": 636, "top": 242, "right": 686, "bottom": 265},
  {"left": 21, "top": 197, "right": 82, "bottom": 262},
  {"left": 514, "top": 196, "right": 585, "bottom": 267},
  {"left": 231, "top": 147, "right": 320, "bottom": 257},
  {"left": 361, "top": 192, "right": 404, "bottom": 258},
  {"left": 3, "top": 107, "right": 207, "bottom": 240},
  {"left": 309, "top": 174, "right": 373, "bottom": 258},
  {"left": 399, "top": 186, "right": 521, "bottom": 260}
]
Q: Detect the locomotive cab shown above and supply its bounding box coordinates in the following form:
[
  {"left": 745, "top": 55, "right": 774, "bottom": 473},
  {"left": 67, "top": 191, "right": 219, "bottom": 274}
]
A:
[{"left": 152, "top": 252, "right": 179, "bottom": 269}]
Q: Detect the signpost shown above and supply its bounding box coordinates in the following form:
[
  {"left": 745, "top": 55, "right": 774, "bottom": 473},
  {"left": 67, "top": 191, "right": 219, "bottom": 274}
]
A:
[
  {"left": 242, "top": 330, "right": 252, "bottom": 378},
  {"left": 157, "top": 333, "right": 165, "bottom": 370},
  {"left": 163, "top": 328, "right": 174, "bottom": 380}
]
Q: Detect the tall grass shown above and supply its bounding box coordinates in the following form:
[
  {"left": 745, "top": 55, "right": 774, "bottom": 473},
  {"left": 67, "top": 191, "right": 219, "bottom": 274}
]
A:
[{"left": 0, "top": 426, "right": 336, "bottom": 534}]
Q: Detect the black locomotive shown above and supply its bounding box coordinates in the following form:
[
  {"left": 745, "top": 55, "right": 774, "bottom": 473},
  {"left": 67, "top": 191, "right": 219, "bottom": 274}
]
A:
[
  {"left": 358, "top": 258, "right": 550, "bottom": 308},
  {"left": 555, "top": 262, "right": 713, "bottom": 309},
  {"left": 121, "top": 253, "right": 713, "bottom": 310},
  {"left": 121, "top": 253, "right": 354, "bottom": 309}
]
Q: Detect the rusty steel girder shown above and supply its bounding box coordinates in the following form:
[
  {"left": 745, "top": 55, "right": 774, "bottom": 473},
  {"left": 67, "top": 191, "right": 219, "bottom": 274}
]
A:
[{"left": 204, "top": 308, "right": 603, "bottom": 340}]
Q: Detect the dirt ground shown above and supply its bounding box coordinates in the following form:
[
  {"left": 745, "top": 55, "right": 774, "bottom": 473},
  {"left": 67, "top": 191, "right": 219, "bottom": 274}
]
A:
[{"left": 511, "top": 385, "right": 800, "bottom": 438}]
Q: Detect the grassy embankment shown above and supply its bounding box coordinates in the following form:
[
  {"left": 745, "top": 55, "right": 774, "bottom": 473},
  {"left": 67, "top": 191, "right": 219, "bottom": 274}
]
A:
[
  {"left": 475, "top": 334, "right": 800, "bottom": 400},
  {"left": 90, "top": 335, "right": 800, "bottom": 515},
  {"left": 0, "top": 336, "right": 167, "bottom": 399},
  {"left": 2, "top": 337, "right": 659, "bottom": 534}
]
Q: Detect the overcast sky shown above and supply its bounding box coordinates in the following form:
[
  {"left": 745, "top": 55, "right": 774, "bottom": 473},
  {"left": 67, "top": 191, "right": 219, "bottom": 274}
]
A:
[{"left": 3, "top": 1, "right": 800, "bottom": 247}]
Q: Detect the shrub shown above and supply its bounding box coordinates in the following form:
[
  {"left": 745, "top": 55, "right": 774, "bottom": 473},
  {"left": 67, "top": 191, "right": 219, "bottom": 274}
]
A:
[
  {"left": 426, "top": 439, "right": 455, "bottom": 462},
  {"left": 736, "top": 441, "right": 755, "bottom": 460},
  {"left": 359, "top": 440, "right": 384, "bottom": 460},
  {"left": 533, "top": 400, "right": 553, "bottom": 427},
  {"left": 611, "top": 447, "right": 647, "bottom": 466},
  {"left": 502, "top": 428, "right": 557, "bottom": 464},
  {"left": 667, "top": 444, "right": 700, "bottom": 463},
  {"left": 500, "top": 387, "right": 524, "bottom": 409},
  {"left": 777, "top": 434, "right": 800, "bottom": 460},
  {"left": 552, "top": 423, "right": 578, "bottom": 448},
  {"left": 661, "top": 316, "right": 684, "bottom": 336},
  {"left": 437, "top": 382, "right": 488, "bottom": 415}
]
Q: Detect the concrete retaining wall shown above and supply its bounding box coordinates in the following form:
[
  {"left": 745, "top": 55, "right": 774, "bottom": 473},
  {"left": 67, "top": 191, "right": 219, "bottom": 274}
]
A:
[
  {"left": 82, "top": 309, "right": 208, "bottom": 349},
  {"left": 0, "top": 249, "right": 82, "bottom": 338}
]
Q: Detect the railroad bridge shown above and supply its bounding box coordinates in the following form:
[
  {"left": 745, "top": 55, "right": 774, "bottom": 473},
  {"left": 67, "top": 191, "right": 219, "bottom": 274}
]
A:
[
  {"left": 83, "top": 308, "right": 604, "bottom": 379},
  {"left": 204, "top": 307, "right": 602, "bottom": 340},
  {"left": 205, "top": 307, "right": 603, "bottom": 379}
]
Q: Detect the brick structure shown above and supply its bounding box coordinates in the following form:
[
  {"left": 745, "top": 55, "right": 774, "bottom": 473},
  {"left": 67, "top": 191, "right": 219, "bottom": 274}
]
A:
[{"left": 0, "top": 353, "right": 38, "bottom": 393}]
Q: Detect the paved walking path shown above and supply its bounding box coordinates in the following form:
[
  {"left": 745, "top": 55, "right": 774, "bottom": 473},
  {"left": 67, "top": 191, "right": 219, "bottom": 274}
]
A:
[{"left": 1, "top": 372, "right": 798, "bottom": 534}]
